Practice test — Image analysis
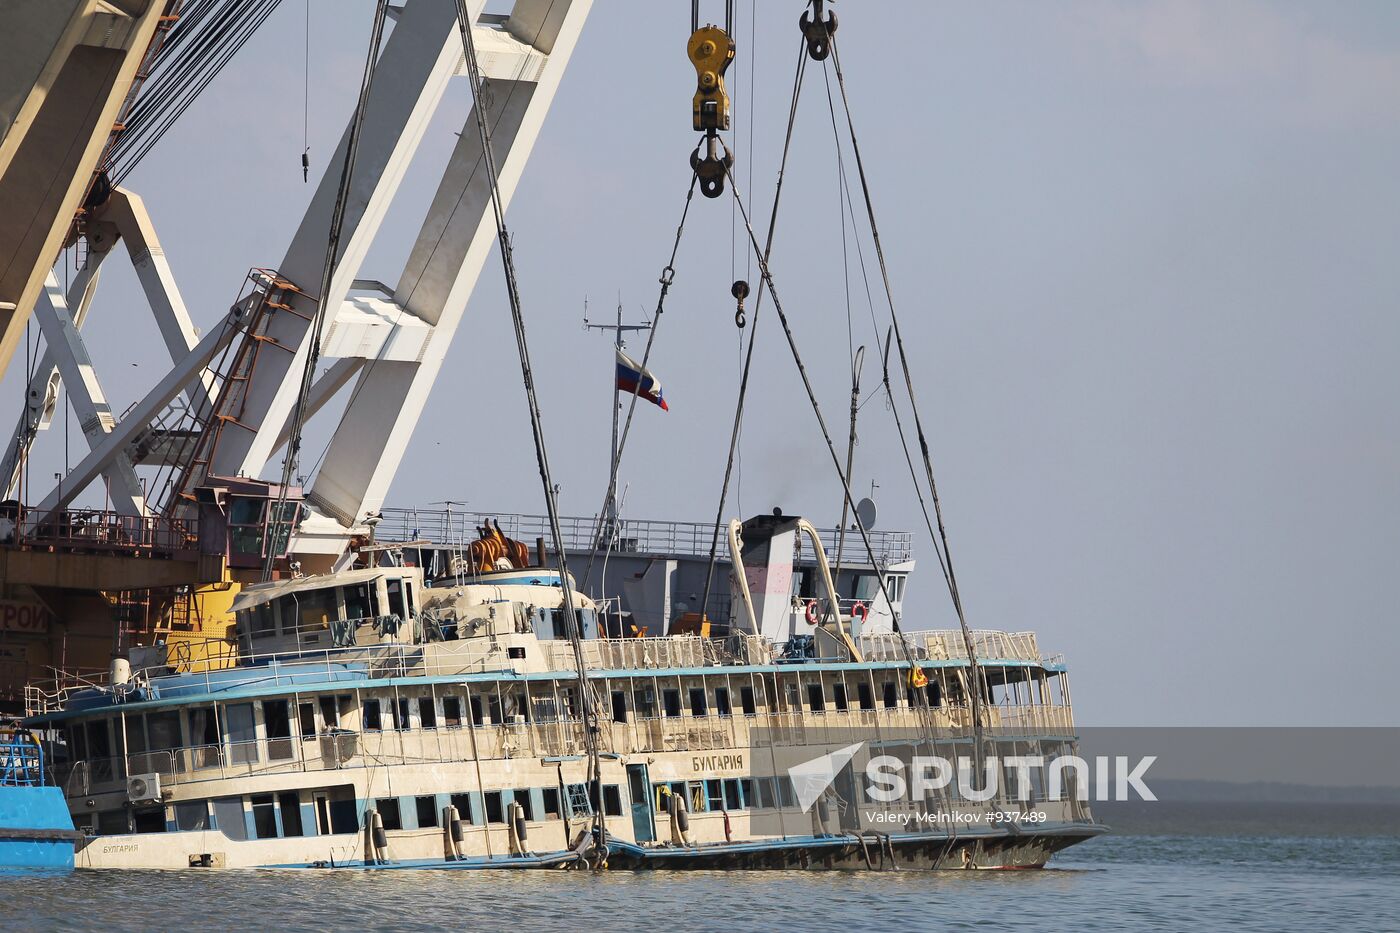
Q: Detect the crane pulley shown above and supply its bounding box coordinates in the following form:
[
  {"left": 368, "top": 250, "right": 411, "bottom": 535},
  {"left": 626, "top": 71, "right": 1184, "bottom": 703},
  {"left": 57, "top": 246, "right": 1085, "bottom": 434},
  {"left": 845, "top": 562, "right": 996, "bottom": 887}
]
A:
[
  {"left": 800, "top": 0, "right": 838, "bottom": 61},
  {"left": 687, "top": 3, "right": 736, "bottom": 198}
]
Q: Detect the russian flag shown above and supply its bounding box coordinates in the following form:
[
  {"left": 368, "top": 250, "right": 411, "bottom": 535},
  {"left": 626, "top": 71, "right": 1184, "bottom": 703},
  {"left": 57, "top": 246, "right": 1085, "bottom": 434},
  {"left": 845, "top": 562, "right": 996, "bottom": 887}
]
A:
[{"left": 615, "top": 348, "right": 669, "bottom": 411}]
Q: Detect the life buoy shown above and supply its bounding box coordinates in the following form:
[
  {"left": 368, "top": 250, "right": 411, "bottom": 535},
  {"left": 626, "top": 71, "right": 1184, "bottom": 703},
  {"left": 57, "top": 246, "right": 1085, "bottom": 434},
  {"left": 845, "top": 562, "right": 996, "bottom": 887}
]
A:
[
  {"left": 850, "top": 601, "right": 869, "bottom": 623},
  {"left": 804, "top": 600, "right": 820, "bottom": 625}
]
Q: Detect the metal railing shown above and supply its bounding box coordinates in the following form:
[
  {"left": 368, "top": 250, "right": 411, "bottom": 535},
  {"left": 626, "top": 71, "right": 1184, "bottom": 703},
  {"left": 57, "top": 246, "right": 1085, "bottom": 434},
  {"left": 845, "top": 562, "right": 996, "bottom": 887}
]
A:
[
  {"left": 5, "top": 503, "right": 197, "bottom": 552},
  {"left": 857, "top": 631, "right": 1044, "bottom": 663},
  {"left": 375, "top": 507, "right": 914, "bottom": 566}
]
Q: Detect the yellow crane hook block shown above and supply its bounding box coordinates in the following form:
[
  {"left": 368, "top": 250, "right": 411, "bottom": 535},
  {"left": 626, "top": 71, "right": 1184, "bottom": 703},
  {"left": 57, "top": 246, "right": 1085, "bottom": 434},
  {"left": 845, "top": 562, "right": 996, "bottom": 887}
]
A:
[{"left": 688, "top": 25, "right": 735, "bottom": 132}]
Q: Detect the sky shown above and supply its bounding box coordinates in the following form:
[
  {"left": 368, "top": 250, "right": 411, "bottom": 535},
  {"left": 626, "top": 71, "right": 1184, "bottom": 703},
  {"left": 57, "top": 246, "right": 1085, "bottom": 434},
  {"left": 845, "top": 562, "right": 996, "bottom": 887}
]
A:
[{"left": 4, "top": 1, "right": 1398, "bottom": 727}]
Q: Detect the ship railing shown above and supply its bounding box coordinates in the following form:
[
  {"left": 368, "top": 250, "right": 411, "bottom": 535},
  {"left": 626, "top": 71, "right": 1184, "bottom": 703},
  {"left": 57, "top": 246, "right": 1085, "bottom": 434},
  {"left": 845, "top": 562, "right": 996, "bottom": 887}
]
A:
[
  {"left": 373, "top": 507, "right": 915, "bottom": 566},
  {"left": 857, "top": 631, "right": 1047, "bottom": 664},
  {"left": 539, "top": 634, "right": 773, "bottom": 672}
]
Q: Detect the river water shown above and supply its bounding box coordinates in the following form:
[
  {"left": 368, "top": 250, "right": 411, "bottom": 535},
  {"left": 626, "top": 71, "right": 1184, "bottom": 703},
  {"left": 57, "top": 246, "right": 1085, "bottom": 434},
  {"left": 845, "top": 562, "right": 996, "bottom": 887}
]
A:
[{"left": 5, "top": 829, "right": 1398, "bottom": 931}]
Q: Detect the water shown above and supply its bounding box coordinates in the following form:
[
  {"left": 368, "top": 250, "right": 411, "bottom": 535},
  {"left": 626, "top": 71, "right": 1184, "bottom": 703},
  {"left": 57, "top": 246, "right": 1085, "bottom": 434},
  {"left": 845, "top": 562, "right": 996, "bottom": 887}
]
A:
[{"left": 4, "top": 831, "right": 1397, "bottom": 932}]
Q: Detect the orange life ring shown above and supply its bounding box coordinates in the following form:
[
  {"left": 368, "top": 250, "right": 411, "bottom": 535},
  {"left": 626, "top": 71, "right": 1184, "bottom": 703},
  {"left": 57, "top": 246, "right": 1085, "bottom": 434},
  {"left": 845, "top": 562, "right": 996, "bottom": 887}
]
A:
[
  {"left": 850, "top": 601, "right": 869, "bottom": 622},
  {"left": 804, "top": 600, "right": 820, "bottom": 625}
]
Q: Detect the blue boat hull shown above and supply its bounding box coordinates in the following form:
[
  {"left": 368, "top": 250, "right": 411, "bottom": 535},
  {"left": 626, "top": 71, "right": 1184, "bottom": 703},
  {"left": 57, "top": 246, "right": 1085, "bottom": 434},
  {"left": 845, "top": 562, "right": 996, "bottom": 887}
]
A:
[{"left": 0, "top": 785, "right": 78, "bottom": 870}]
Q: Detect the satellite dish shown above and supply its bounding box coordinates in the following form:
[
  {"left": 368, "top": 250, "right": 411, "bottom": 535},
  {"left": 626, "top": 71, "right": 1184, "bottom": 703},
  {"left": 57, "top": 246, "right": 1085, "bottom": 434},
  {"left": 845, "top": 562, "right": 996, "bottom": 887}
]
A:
[{"left": 855, "top": 497, "right": 878, "bottom": 531}]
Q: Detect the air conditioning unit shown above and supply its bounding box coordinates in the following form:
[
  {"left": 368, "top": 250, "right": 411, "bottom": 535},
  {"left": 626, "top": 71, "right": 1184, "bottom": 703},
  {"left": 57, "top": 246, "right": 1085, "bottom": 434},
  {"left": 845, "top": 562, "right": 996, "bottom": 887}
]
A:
[{"left": 127, "top": 772, "right": 163, "bottom": 804}]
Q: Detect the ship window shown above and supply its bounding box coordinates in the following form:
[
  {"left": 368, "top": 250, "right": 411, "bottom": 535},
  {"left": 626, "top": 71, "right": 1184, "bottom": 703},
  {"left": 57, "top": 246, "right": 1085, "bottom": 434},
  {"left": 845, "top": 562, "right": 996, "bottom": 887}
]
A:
[
  {"left": 688, "top": 687, "right": 708, "bottom": 717},
  {"left": 806, "top": 683, "right": 825, "bottom": 712},
  {"left": 602, "top": 785, "right": 624, "bottom": 818},
  {"left": 662, "top": 689, "right": 682, "bottom": 718},
  {"left": 450, "top": 793, "right": 475, "bottom": 824},
  {"left": 740, "top": 686, "right": 756, "bottom": 716},
  {"left": 96, "top": 809, "right": 129, "bottom": 835},
  {"left": 857, "top": 682, "right": 875, "bottom": 711},
  {"left": 882, "top": 682, "right": 899, "bottom": 709},
  {"left": 783, "top": 682, "right": 800, "bottom": 711},
  {"left": 750, "top": 778, "right": 773, "bottom": 810},
  {"left": 484, "top": 791, "right": 505, "bottom": 824},
  {"left": 175, "top": 801, "right": 209, "bottom": 832},
  {"left": 852, "top": 573, "right": 880, "bottom": 601},
  {"left": 926, "top": 680, "right": 942, "bottom": 708},
  {"left": 514, "top": 792, "right": 536, "bottom": 822},
  {"left": 188, "top": 706, "right": 219, "bottom": 769},
  {"left": 249, "top": 603, "right": 275, "bottom": 637},
  {"left": 375, "top": 798, "right": 402, "bottom": 831},
  {"left": 344, "top": 583, "right": 374, "bottom": 622},
  {"left": 363, "top": 699, "right": 383, "bottom": 731},
  {"left": 290, "top": 589, "right": 336, "bottom": 634},
  {"left": 723, "top": 779, "right": 742, "bottom": 810},
  {"left": 250, "top": 795, "right": 278, "bottom": 839},
  {"left": 213, "top": 798, "right": 248, "bottom": 841},
  {"left": 541, "top": 788, "right": 562, "bottom": 820},
  {"left": 148, "top": 711, "right": 183, "bottom": 753},
  {"left": 416, "top": 795, "right": 439, "bottom": 828},
  {"left": 706, "top": 781, "right": 724, "bottom": 812},
  {"left": 715, "top": 687, "right": 732, "bottom": 717},
  {"left": 442, "top": 696, "right": 462, "bottom": 727},
  {"left": 392, "top": 696, "right": 409, "bottom": 729},
  {"left": 610, "top": 690, "right": 628, "bottom": 723},
  {"left": 418, "top": 697, "right": 437, "bottom": 729},
  {"left": 263, "top": 700, "right": 293, "bottom": 760},
  {"left": 738, "top": 778, "right": 754, "bottom": 809},
  {"left": 299, "top": 703, "right": 317, "bottom": 738},
  {"left": 634, "top": 686, "right": 656, "bottom": 719},
  {"left": 487, "top": 696, "right": 504, "bottom": 725},
  {"left": 124, "top": 714, "right": 148, "bottom": 755},
  {"left": 687, "top": 781, "right": 707, "bottom": 813},
  {"left": 469, "top": 695, "right": 485, "bottom": 726},
  {"left": 318, "top": 696, "right": 341, "bottom": 729},
  {"left": 531, "top": 696, "right": 559, "bottom": 723},
  {"left": 132, "top": 807, "right": 166, "bottom": 833},
  {"left": 279, "top": 792, "right": 304, "bottom": 836},
  {"left": 386, "top": 579, "right": 407, "bottom": 620},
  {"left": 777, "top": 777, "right": 798, "bottom": 809},
  {"left": 833, "top": 683, "right": 849, "bottom": 712},
  {"left": 224, "top": 703, "right": 258, "bottom": 765}
]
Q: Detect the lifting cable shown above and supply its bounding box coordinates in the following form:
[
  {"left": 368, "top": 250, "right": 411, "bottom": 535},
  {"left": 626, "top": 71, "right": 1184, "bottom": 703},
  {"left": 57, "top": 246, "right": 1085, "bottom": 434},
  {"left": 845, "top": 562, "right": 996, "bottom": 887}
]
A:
[
  {"left": 722, "top": 156, "right": 945, "bottom": 756},
  {"left": 826, "top": 37, "right": 988, "bottom": 739},
  {"left": 449, "top": 0, "right": 608, "bottom": 867},
  {"left": 695, "top": 36, "right": 810, "bottom": 624},
  {"left": 262, "top": 0, "right": 389, "bottom": 580}
]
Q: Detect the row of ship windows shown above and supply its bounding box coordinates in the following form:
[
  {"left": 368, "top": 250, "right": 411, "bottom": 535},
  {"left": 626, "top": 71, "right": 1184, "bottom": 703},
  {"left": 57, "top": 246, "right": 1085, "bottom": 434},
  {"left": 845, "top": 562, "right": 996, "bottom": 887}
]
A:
[
  {"left": 80, "top": 776, "right": 798, "bottom": 839},
  {"left": 63, "top": 678, "right": 954, "bottom": 764}
]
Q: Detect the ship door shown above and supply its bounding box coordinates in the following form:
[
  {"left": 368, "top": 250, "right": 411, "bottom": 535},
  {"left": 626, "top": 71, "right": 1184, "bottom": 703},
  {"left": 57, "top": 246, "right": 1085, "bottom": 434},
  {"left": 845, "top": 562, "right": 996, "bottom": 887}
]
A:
[{"left": 626, "top": 763, "right": 655, "bottom": 843}]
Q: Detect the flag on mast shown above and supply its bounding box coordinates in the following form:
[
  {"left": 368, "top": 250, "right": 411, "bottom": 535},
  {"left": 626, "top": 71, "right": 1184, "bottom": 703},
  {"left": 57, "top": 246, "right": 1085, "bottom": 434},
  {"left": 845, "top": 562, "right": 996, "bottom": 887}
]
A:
[{"left": 615, "top": 349, "right": 669, "bottom": 411}]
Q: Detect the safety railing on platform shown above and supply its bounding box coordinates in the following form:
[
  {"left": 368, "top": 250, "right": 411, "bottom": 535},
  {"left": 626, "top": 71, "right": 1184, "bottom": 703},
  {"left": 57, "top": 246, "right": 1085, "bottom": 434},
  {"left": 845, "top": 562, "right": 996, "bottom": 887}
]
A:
[{"left": 5, "top": 503, "right": 197, "bottom": 552}]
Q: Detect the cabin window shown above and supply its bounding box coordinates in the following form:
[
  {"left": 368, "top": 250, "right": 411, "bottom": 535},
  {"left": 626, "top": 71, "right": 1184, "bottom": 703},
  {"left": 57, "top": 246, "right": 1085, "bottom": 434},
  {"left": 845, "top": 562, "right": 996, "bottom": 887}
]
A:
[
  {"left": 723, "top": 779, "right": 742, "bottom": 810},
  {"left": 188, "top": 706, "right": 219, "bottom": 769},
  {"left": 249, "top": 603, "right": 275, "bottom": 638},
  {"left": 418, "top": 697, "right": 437, "bottom": 729},
  {"left": 807, "top": 683, "right": 825, "bottom": 712},
  {"left": 514, "top": 792, "right": 537, "bottom": 822},
  {"left": 394, "top": 696, "right": 410, "bottom": 729},
  {"left": 484, "top": 791, "right": 505, "bottom": 824},
  {"left": 541, "top": 788, "right": 562, "bottom": 820},
  {"left": 662, "top": 689, "right": 682, "bottom": 718},
  {"left": 715, "top": 687, "right": 732, "bottom": 717},
  {"left": 882, "top": 681, "right": 899, "bottom": 709},
  {"left": 706, "top": 781, "right": 724, "bottom": 812},
  {"left": 634, "top": 686, "right": 656, "bottom": 719},
  {"left": 469, "top": 695, "right": 485, "bottom": 726},
  {"left": 857, "top": 682, "right": 875, "bottom": 711},
  {"left": 375, "top": 798, "right": 402, "bottom": 830},
  {"left": 688, "top": 687, "right": 708, "bottom": 717},
  {"left": 263, "top": 700, "right": 293, "bottom": 760},
  {"left": 344, "top": 583, "right": 374, "bottom": 622},
  {"left": 386, "top": 579, "right": 407, "bottom": 620},
  {"left": 290, "top": 589, "right": 336, "bottom": 635},
  {"left": 416, "top": 796, "right": 439, "bottom": 828},
  {"left": 175, "top": 801, "right": 209, "bottom": 831},
  {"left": 129, "top": 807, "right": 164, "bottom": 833},
  {"left": 833, "top": 683, "right": 849, "bottom": 712},
  {"left": 926, "top": 680, "right": 942, "bottom": 708},
  {"left": 124, "top": 714, "right": 147, "bottom": 757},
  {"left": 277, "top": 792, "right": 304, "bottom": 836},
  {"left": 363, "top": 699, "right": 383, "bottom": 731},
  {"left": 610, "top": 690, "right": 628, "bottom": 723},
  {"left": 777, "top": 777, "right": 798, "bottom": 809},
  {"left": 251, "top": 795, "right": 279, "bottom": 839},
  {"left": 450, "top": 793, "right": 474, "bottom": 824},
  {"left": 97, "top": 809, "right": 129, "bottom": 835},
  {"left": 738, "top": 778, "right": 754, "bottom": 809},
  {"left": 318, "top": 696, "right": 341, "bottom": 729},
  {"left": 782, "top": 682, "right": 800, "bottom": 711},
  {"left": 213, "top": 798, "right": 247, "bottom": 841},
  {"left": 148, "top": 711, "right": 182, "bottom": 754},
  {"left": 602, "top": 785, "right": 624, "bottom": 818},
  {"left": 487, "top": 696, "right": 504, "bottom": 725},
  {"left": 852, "top": 573, "right": 880, "bottom": 601},
  {"left": 442, "top": 696, "right": 463, "bottom": 727},
  {"left": 740, "top": 686, "right": 756, "bottom": 716},
  {"left": 298, "top": 703, "right": 317, "bottom": 738},
  {"left": 531, "top": 696, "right": 559, "bottom": 723},
  {"left": 224, "top": 703, "right": 258, "bottom": 765}
]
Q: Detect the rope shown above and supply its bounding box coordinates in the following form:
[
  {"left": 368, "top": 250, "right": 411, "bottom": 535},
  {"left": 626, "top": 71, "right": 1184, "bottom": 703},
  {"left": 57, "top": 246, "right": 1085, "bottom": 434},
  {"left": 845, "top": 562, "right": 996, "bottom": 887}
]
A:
[
  {"left": 263, "top": 0, "right": 389, "bottom": 580},
  {"left": 578, "top": 171, "right": 700, "bottom": 591},
  {"left": 827, "top": 38, "right": 988, "bottom": 740},
  {"left": 696, "top": 37, "right": 809, "bottom": 627},
  {"left": 450, "top": 0, "right": 607, "bottom": 862}
]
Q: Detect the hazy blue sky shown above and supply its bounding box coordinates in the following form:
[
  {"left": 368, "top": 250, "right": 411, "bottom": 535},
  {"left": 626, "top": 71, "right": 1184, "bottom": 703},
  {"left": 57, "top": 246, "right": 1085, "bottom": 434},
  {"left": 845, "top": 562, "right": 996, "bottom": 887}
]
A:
[{"left": 5, "top": 1, "right": 1398, "bottom": 727}]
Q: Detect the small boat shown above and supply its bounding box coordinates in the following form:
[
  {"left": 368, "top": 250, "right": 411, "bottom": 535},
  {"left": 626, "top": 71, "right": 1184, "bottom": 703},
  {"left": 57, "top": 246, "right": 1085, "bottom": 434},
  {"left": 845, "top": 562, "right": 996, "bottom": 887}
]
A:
[{"left": 0, "top": 725, "right": 80, "bottom": 870}]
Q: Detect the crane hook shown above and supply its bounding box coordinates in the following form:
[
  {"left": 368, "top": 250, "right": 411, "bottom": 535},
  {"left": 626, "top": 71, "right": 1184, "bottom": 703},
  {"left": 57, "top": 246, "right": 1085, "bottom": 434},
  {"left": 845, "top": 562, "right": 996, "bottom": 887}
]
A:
[
  {"left": 731, "top": 279, "right": 749, "bottom": 328},
  {"left": 800, "top": 0, "right": 838, "bottom": 61}
]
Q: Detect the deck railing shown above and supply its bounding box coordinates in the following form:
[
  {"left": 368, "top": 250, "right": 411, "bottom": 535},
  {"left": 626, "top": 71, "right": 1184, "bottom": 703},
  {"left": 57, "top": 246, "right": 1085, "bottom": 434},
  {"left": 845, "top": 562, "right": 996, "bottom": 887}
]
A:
[{"left": 374, "top": 507, "right": 914, "bottom": 566}]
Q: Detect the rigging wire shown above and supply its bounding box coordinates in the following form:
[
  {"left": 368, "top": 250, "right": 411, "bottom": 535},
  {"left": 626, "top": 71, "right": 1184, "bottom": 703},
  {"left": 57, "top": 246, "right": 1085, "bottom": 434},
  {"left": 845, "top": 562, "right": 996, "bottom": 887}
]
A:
[
  {"left": 262, "top": 0, "right": 389, "bottom": 580},
  {"left": 696, "top": 37, "right": 809, "bottom": 625},
  {"left": 449, "top": 0, "right": 608, "bottom": 865},
  {"left": 827, "top": 37, "right": 988, "bottom": 741},
  {"left": 578, "top": 171, "right": 699, "bottom": 592}
]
